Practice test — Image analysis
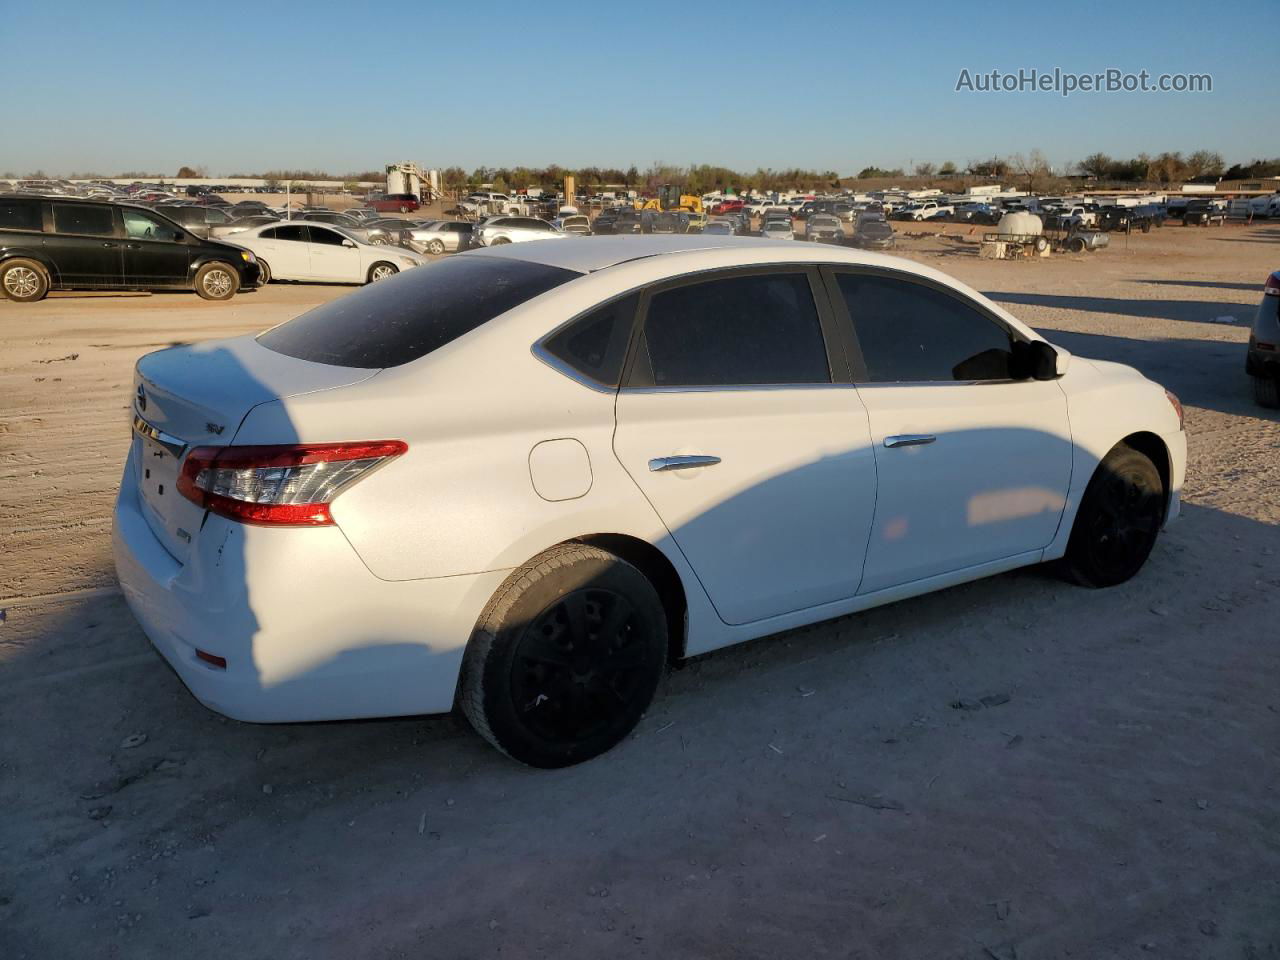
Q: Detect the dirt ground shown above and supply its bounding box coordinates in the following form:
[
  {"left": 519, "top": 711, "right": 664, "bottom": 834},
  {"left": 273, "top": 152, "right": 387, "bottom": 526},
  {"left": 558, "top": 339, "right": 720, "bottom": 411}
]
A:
[{"left": 2, "top": 223, "right": 1278, "bottom": 960}]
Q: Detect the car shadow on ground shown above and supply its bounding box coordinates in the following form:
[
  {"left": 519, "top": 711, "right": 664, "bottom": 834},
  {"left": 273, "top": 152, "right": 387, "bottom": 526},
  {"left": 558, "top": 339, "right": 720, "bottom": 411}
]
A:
[
  {"left": 4, "top": 497, "right": 1280, "bottom": 959},
  {"left": 986, "top": 291, "right": 1256, "bottom": 325},
  {"left": 1021, "top": 326, "right": 1269, "bottom": 419},
  {"left": 1130, "top": 279, "right": 1264, "bottom": 292}
]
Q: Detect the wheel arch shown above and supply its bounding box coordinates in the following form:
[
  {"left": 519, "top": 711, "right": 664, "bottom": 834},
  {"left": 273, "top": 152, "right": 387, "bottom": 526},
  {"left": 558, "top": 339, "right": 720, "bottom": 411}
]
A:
[
  {"left": 1, "top": 248, "right": 60, "bottom": 285},
  {"left": 1119, "top": 430, "right": 1172, "bottom": 519},
  {"left": 573, "top": 533, "right": 689, "bottom": 664}
]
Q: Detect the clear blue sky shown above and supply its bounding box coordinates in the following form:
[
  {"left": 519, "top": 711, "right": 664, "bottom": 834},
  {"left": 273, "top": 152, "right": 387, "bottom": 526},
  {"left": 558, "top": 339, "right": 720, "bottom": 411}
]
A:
[{"left": 1, "top": 0, "right": 1274, "bottom": 176}]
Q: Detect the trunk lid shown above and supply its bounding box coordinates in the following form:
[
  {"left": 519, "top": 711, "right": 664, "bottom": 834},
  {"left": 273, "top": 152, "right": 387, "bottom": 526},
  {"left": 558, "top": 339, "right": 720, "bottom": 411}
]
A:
[{"left": 131, "top": 335, "right": 377, "bottom": 564}]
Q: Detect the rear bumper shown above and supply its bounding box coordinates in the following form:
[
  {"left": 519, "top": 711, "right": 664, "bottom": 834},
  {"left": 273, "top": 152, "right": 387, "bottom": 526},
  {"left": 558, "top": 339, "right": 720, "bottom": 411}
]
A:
[{"left": 112, "top": 449, "right": 507, "bottom": 723}]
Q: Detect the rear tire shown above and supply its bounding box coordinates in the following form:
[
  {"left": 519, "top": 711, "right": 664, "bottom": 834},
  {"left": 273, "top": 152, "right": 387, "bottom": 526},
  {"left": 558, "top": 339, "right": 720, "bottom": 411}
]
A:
[
  {"left": 1063, "top": 444, "right": 1165, "bottom": 588},
  {"left": 1068, "top": 237, "right": 1086, "bottom": 253},
  {"left": 460, "top": 543, "right": 667, "bottom": 768},
  {"left": 490, "top": 236, "right": 511, "bottom": 245},
  {"left": 0, "top": 258, "right": 49, "bottom": 302},
  {"left": 1253, "top": 374, "right": 1280, "bottom": 409},
  {"left": 193, "top": 262, "right": 238, "bottom": 300}
]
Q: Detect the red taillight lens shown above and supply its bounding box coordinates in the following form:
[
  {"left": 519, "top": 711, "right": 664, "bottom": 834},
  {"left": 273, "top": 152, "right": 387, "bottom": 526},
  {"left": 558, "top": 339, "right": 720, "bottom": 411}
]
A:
[
  {"left": 177, "top": 441, "right": 407, "bottom": 526},
  {"left": 1265, "top": 273, "right": 1280, "bottom": 297},
  {"left": 1165, "top": 389, "right": 1184, "bottom": 431}
]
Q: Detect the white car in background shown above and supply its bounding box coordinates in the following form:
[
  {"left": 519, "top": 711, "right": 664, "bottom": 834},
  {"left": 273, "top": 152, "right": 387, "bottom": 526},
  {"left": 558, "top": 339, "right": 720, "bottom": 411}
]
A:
[
  {"left": 228, "top": 222, "right": 425, "bottom": 284},
  {"left": 113, "top": 236, "right": 1185, "bottom": 768},
  {"left": 472, "top": 216, "right": 565, "bottom": 246}
]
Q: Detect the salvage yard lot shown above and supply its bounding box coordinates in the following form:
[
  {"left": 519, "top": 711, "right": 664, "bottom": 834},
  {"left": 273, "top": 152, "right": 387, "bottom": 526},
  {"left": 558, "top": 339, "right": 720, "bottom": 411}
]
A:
[{"left": 2, "top": 225, "right": 1279, "bottom": 958}]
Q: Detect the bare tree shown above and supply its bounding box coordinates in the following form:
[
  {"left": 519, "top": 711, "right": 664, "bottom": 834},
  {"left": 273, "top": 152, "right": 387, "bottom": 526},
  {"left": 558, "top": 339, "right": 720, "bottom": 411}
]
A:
[
  {"left": 1009, "top": 150, "right": 1052, "bottom": 192},
  {"left": 913, "top": 161, "right": 936, "bottom": 176},
  {"left": 1185, "top": 150, "right": 1225, "bottom": 178}
]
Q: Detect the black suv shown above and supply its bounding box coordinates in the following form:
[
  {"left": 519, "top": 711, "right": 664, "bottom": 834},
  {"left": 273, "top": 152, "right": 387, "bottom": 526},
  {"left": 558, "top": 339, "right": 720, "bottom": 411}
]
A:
[{"left": 0, "top": 195, "right": 260, "bottom": 302}]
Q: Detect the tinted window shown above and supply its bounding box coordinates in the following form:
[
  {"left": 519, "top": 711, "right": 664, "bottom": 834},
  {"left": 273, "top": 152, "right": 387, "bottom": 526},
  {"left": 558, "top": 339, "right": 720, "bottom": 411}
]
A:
[
  {"left": 264, "top": 225, "right": 307, "bottom": 242},
  {"left": 542, "top": 294, "right": 639, "bottom": 387},
  {"left": 0, "top": 199, "right": 42, "bottom": 231},
  {"left": 636, "top": 272, "right": 830, "bottom": 387},
  {"left": 52, "top": 204, "right": 115, "bottom": 236},
  {"left": 308, "top": 227, "right": 347, "bottom": 246},
  {"left": 258, "top": 256, "right": 579, "bottom": 368},
  {"left": 836, "top": 273, "right": 1016, "bottom": 382}
]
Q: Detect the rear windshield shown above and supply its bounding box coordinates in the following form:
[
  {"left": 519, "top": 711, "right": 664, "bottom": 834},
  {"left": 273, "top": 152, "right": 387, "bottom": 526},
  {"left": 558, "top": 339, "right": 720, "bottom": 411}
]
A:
[{"left": 257, "top": 256, "right": 579, "bottom": 368}]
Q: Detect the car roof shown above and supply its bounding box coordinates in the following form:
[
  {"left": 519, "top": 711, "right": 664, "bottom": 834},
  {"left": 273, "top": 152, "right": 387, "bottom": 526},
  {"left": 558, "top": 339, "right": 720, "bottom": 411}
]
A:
[{"left": 463, "top": 235, "right": 933, "bottom": 274}]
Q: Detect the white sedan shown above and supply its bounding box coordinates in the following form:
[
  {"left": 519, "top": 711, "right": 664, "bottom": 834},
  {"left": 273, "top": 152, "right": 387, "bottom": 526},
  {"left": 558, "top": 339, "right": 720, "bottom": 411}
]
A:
[
  {"left": 228, "top": 221, "right": 426, "bottom": 285},
  {"left": 114, "top": 236, "right": 1185, "bottom": 767},
  {"left": 472, "top": 215, "right": 566, "bottom": 247}
]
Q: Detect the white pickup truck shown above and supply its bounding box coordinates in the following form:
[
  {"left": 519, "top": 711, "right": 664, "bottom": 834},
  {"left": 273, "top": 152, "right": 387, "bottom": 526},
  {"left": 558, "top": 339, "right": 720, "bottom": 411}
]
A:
[
  {"left": 1055, "top": 205, "right": 1100, "bottom": 228},
  {"left": 900, "top": 201, "right": 954, "bottom": 221}
]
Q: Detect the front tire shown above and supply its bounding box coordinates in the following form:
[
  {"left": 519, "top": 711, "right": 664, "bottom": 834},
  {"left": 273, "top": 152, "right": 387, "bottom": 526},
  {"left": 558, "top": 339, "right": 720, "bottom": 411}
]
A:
[
  {"left": 257, "top": 260, "right": 272, "bottom": 285},
  {"left": 193, "top": 262, "right": 238, "bottom": 300},
  {"left": 1, "top": 258, "right": 49, "bottom": 302},
  {"left": 427, "top": 239, "right": 445, "bottom": 255},
  {"left": 367, "top": 262, "right": 398, "bottom": 283},
  {"left": 1063, "top": 444, "right": 1165, "bottom": 587},
  {"left": 1253, "top": 374, "right": 1280, "bottom": 409},
  {"left": 460, "top": 543, "right": 667, "bottom": 768}
]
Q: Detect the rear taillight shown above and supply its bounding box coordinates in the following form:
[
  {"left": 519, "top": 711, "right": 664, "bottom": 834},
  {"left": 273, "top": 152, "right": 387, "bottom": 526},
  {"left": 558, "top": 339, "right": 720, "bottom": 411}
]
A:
[
  {"left": 177, "top": 441, "right": 407, "bottom": 526},
  {"left": 1165, "top": 389, "right": 1184, "bottom": 431},
  {"left": 1265, "top": 273, "right": 1280, "bottom": 297}
]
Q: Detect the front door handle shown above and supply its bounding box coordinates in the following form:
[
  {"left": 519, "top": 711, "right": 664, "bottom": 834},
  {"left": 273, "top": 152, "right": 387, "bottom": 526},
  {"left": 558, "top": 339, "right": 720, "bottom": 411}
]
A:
[
  {"left": 102, "top": 242, "right": 118, "bottom": 248},
  {"left": 884, "top": 434, "right": 936, "bottom": 449},
  {"left": 649, "top": 455, "right": 721, "bottom": 472}
]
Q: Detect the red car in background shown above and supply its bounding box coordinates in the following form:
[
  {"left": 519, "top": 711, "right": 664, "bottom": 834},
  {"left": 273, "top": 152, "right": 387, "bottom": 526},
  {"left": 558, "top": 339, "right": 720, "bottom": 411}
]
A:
[
  {"left": 368, "top": 193, "right": 421, "bottom": 213},
  {"left": 711, "top": 198, "right": 745, "bottom": 215}
]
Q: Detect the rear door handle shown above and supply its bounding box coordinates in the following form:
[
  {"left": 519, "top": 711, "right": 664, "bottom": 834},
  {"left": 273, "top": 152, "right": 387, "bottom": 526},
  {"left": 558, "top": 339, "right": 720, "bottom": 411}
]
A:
[
  {"left": 102, "top": 242, "right": 118, "bottom": 248},
  {"left": 884, "top": 434, "right": 936, "bottom": 448},
  {"left": 648, "top": 455, "right": 721, "bottom": 472}
]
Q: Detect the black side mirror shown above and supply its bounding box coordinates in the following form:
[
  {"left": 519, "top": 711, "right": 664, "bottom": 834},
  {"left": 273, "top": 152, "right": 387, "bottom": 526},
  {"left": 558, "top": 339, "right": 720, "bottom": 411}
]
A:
[{"left": 1009, "top": 339, "right": 1060, "bottom": 380}]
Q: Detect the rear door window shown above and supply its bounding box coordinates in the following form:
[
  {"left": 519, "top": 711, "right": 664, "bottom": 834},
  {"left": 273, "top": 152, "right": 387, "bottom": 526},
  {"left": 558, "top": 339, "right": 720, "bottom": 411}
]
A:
[
  {"left": 258, "top": 256, "right": 580, "bottom": 368},
  {"left": 52, "top": 203, "right": 116, "bottom": 237},
  {"left": 630, "top": 272, "right": 831, "bottom": 387}
]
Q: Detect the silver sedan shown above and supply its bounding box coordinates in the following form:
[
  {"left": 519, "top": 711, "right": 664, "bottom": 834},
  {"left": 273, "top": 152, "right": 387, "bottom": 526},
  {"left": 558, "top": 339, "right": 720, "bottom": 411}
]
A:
[{"left": 405, "top": 220, "right": 474, "bottom": 255}]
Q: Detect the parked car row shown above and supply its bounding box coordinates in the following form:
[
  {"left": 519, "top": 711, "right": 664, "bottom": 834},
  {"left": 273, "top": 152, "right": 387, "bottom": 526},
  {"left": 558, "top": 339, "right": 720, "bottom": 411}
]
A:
[{"left": 0, "top": 194, "right": 438, "bottom": 301}]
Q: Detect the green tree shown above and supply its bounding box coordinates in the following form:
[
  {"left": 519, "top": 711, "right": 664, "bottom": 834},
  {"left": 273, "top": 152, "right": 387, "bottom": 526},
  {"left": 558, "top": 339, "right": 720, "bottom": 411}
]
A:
[{"left": 1079, "top": 152, "right": 1112, "bottom": 179}]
